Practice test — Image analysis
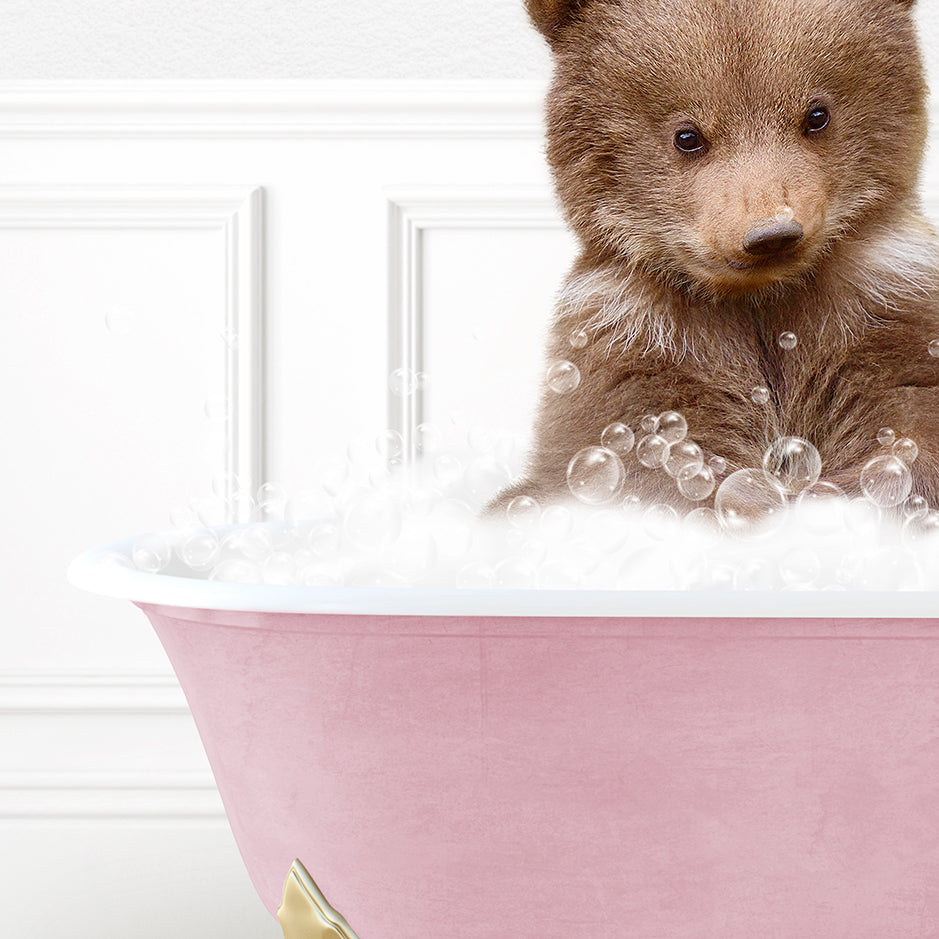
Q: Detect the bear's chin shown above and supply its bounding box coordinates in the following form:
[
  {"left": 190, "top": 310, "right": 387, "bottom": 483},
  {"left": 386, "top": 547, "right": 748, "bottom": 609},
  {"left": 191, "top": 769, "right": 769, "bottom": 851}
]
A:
[{"left": 678, "top": 251, "right": 818, "bottom": 302}]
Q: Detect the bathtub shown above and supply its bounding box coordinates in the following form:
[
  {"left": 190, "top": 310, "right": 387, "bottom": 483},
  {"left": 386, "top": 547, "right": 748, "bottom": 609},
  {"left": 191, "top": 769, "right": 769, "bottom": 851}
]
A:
[{"left": 69, "top": 534, "right": 939, "bottom": 938}]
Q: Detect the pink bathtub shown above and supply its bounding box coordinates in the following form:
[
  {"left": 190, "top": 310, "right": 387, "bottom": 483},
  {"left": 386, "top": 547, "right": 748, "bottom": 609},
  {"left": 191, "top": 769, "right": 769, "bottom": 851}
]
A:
[{"left": 69, "top": 536, "right": 939, "bottom": 938}]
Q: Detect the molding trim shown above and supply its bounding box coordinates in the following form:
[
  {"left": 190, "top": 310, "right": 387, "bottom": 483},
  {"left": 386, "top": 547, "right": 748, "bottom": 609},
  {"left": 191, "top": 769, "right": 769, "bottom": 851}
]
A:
[
  {"left": 0, "top": 773, "right": 223, "bottom": 821},
  {"left": 0, "top": 80, "right": 547, "bottom": 139},
  {"left": 0, "top": 185, "right": 265, "bottom": 519},
  {"left": 0, "top": 673, "right": 223, "bottom": 820},
  {"left": 386, "top": 187, "right": 563, "bottom": 458},
  {"left": 0, "top": 672, "right": 186, "bottom": 714}
]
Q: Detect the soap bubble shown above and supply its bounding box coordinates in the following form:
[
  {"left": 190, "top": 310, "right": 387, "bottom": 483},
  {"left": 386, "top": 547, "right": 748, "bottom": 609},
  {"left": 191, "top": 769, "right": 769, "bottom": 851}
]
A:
[
  {"left": 856, "top": 547, "right": 919, "bottom": 590},
  {"left": 664, "top": 440, "right": 703, "bottom": 478},
  {"left": 211, "top": 472, "right": 243, "bottom": 500},
  {"left": 101, "top": 550, "right": 134, "bottom": 570},
  {"left": 750, "top": 386, "right": 770, "bottom": 405},
  {"left": 657, "top": 411, "right": 688, "bottom": 444},
  {"left": 376, "top": 429, "right": 404, "bottom": 461},
  {"left": 178, "top": 528, "right": 221, "bottom": 570},
  {"left": 903, "top": 510, "right": 939, "bottom": 546},
  {"left": 312, "top": 455, "right": 349, "bottom": 496},
  {"left": 256, "top": 483, "right": 287, "bottom": 520},
  {"left": 762, "top": 436, "right": 822, "bottom": 494},
  {"left": 845, "top": 496, "right": 881, "bottom": 536},
  {"left": 540, "top": 504, "right": 574, "bottom": 540},
  {"left": 203, "top": 396, "right": 229, "bottom": 423},
  {"left": 642, "top": 503, "right": 680, "bottom": 540},
  {"left": 677, "top": 464, "right": 716, "bottom": 501},
  {"left": 285, "top": 489, "right": 335, "bottom": 528},
  {"left": 892, "top": 437, "right": 919, "bottom": 465},
  {"left": 779, "top": 547, "right": 820, "bottom": 586},
  {"left": 457, "top": 561, "right": 496, "bottom": 589},
  {"left": 506, "top": 495, "right": 541, "bottom": 530},
  {"left": 929, "top": 339, "right": 939, "bottom": 357},
  {"left": 683, "top": 506, "right": 721, "bottom": 533},
  {"left": 193, "top": 494, "right": 227, "bottom": 528},
  {"left": 389, "top": 367, "right": 418, "bottom": 397},
  {"left": 209, "top": 559, "right": 261, "bottom": 584},
  {"left": 585, "top": 509, "right": 630, "bottom": 551},
  {"left": 384, "top": 529, "right": 437, "bottom": 581},
  {"left": 737, "top": 558, "right": 776, "bottom": 590},
  {"left": 464, "top": 455, "right": 512, "bottom": 501},
  {"left": 547, "top": 360, "right": 581, "bottom": 394},
  {"left": 299, "top": 564, "right": 344, "bottom": 587},
  {"left": 132, "top": 534, "right": 172, "bottom": 573},
  {"left": 468, "top": 425, "right": 495, "bottom": 453},
  {"left": 223, "top": 524, "right": 275, "bottom": 563},
  {"left": 430, "top": 499, "right": 475, "bottom": 559},
  {"left": 714, "top": 468, "right": 787, "bottom": 537},
  {"left": 567, "top": 447, "right": 625, "bottom": 505},
  {"left": 601, "top": 422, "right": 635, "bottom": 456},
  {"left": 836, "top": 552, "right": 865, "bottom": 587},
  {"left": 305, "top": 520, "right": 341, "bottom": 559},
  {"left": 778, "top": 331, "right": 798, "bottom": 351},
  {"left": 537, "top": 560, "right": 581, "bottom": 589},
  {"left": 514, "top": 537, "right": 548, "bottom": 567},
  {"left": 104, "top": 307, "right": 137, "bottom": 337},
  {"left": 228, "top": 488, "right": 257, "bottom": 522},
  {"left": 493, "top": 432, "right": 520, "bottom": 467},
  {"left": 877, "top": 427, "right": 896, "bottom": 447},
  {"left": 708, "top": 455, "right": 728, "bottom": 476},
  {"left": 415, "top": 422, "right": 441, "bottom": 456},
  {"left": 169, "top": 503, "right": 199, "bottom": 530},
  {"left": 636, "top": 434, "right": 669, "bottom": 469},
  {"left": 343, "top": 492, "right": 403, "bottom": 550},
  {"left": 569, "top": 327, "right": 589, "bottom": 349},
  {"left": 494, "top": 557, "right": 537, "bottom": 588},
  {"left": 263, "top": 552, "right": 297, "bottom": 585},
  {"left": 358, "top": 570, "right": 410, "bottom": 589},
  {"left": 796, "top": 480, "right": 847, "bottom": 534},
  {"left": 640, "top": 414, "right": 659, "bottom": 434},
  {"left": 433, "top": 454, "right": 464, "bottom": 487},
  {"left": 860, "top": 454, "right": 913, "bottom": 508},
  {"left": 903, "top": 494, "right": 929, "bottom": 520}
]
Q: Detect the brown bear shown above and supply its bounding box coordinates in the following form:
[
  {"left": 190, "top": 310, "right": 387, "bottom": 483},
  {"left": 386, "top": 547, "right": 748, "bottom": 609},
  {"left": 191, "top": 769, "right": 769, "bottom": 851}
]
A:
[{"left": 495, "top": 0, "right": 939, "bottom": 516}]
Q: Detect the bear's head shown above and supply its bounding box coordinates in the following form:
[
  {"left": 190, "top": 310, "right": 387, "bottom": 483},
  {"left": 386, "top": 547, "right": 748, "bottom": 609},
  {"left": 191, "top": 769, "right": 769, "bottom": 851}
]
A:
[{"left": 527, "top": 0, "right": 928, "bottom": 299}]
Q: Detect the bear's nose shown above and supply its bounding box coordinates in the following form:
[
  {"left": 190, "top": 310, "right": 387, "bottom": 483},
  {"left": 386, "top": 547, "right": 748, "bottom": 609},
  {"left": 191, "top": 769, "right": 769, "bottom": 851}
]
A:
[{"left": 742, "top": 219, "right": 804, "bottom": 256}]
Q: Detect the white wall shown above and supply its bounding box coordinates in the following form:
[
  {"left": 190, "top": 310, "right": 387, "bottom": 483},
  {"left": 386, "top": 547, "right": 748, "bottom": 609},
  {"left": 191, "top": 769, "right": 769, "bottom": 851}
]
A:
[
  {"left": 1, "top": 3, "right": 938, "bottom": 938},
  {"left": 0, "top": 0, "right": 552, "bottom": 80}
]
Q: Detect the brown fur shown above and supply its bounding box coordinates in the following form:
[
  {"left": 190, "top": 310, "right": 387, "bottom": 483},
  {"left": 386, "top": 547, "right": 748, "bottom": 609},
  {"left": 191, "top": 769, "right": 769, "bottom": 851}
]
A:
[{"left": 496, "top": 0, "right": 939, "bottom": 512}]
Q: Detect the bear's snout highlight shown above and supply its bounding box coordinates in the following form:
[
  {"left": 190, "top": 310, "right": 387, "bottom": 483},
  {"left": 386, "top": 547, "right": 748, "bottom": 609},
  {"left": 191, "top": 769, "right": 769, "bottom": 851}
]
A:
[{"left": 742, "top": 218, "right": 804, "bottom": 258}]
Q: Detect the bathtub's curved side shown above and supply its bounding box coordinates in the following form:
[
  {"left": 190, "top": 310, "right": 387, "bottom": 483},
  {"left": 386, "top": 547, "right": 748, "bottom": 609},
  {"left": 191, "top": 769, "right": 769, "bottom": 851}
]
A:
[{"left": 140, "top": 602, "right": 939, "bottom": 938}]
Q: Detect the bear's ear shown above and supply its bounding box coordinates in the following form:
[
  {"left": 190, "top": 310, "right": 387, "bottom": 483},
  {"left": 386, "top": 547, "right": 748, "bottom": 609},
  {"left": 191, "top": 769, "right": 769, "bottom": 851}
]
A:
[{"left": 525, "top": 0, "right": 588, "bottom": 42}]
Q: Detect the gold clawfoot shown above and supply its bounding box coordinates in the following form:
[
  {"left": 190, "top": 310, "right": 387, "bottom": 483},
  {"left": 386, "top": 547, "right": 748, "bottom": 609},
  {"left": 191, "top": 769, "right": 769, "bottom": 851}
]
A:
[{"left": 277, "top": 859, "right": 361, "bottom": 939}]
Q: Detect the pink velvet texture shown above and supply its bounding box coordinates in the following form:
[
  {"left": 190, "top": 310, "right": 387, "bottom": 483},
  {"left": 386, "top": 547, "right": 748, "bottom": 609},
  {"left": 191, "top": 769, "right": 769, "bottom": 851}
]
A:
[{"left": 141, "top": 604, "right": 939, "bottom": 939}]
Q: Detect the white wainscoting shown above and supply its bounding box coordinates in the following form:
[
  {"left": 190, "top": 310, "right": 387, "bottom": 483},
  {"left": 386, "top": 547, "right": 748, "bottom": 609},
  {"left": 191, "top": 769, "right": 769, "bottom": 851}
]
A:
[
  {"left": 0, "top": 80, "right": 566, "bottom": 939},
  {"left": 1, "top": 82, "right": 938, "bottom": 938}
]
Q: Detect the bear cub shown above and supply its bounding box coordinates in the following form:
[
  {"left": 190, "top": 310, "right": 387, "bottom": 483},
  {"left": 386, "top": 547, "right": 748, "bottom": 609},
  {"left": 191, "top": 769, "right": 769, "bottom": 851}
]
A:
[{"left": 497, "top": 0, "right": 939, "bottom": 515}]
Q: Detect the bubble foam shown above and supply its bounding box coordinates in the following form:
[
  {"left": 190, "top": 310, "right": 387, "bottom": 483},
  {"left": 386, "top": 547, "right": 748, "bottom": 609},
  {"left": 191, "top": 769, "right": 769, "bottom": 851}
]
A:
[{"left": 135, "top": 412, "right": 939, "bottom": 592}]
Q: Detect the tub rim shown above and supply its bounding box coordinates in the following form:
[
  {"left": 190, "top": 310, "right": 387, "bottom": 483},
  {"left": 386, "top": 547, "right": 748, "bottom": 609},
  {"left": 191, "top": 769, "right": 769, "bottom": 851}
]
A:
[{"left": 68, "top": 533, "right": 939, "bottom": 619}]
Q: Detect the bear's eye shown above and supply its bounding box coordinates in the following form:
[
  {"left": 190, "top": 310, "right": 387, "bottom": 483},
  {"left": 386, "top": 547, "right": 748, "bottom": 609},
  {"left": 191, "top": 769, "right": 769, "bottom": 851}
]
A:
[
  {"left": 674, "top": 127, "right": 707, "bottom": 154},
  {"left": 803, "top": 105, "right": 830, "bottom": 134}
]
